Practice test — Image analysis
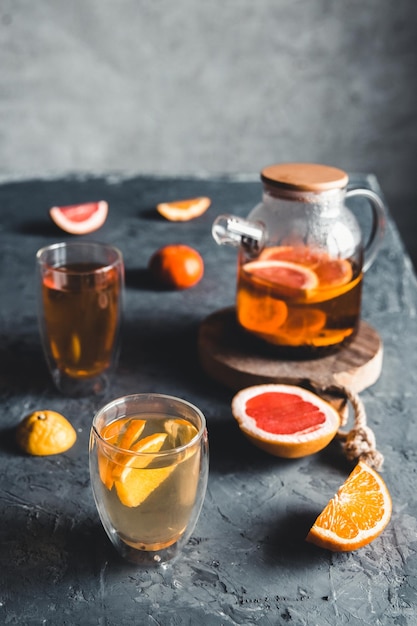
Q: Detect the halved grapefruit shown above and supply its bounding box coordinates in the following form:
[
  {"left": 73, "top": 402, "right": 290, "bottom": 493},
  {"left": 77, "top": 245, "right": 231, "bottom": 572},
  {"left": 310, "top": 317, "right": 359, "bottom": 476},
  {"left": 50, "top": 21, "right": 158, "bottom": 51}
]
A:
[
  {"left": 231, "top": 384, "right": 341, "bottom": 458},
  {"left": 49, "top": 201, "right": 108, "bottom": 234},
  {"left": 156, "top": 197, "right": 211, "bottom": 221},
  {"left": 242, "top": 260, "right": 318, "bottom": 298}
]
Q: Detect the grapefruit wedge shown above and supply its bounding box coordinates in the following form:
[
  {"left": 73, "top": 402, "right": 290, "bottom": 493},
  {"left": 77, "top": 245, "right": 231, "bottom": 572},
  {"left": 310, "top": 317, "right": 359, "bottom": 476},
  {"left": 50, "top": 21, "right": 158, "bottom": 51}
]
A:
[
  {"left": 49, "top": 201, "right": 108, "bottom": 234},
  {"left": 231, "top": 384, "right": 341, "bottom": 458}
]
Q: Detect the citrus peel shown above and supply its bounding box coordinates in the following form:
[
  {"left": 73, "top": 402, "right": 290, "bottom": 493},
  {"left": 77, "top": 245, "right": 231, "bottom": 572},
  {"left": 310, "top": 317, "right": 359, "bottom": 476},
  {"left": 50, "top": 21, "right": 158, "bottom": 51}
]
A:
[
  {"left": 156, "top": 197, "right": 211, "bottom": 221},
  {"left": 114, "top": 432, "right": 175, "bottom": 507},
  {"left": 98, "top": 418, "right": 148, "bottom": 490},
  {"left": 306, "top": 460, "right": 392, "bottom": 551},
  {"left": 16, "top": 410, "right": 77, "bottom": 456}
]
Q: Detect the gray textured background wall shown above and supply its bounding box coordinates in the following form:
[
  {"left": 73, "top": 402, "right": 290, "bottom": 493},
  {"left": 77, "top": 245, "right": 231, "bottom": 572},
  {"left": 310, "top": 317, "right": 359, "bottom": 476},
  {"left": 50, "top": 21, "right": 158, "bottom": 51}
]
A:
[{"left": 1, "top": 0, "right": 416, "bottom": 253}]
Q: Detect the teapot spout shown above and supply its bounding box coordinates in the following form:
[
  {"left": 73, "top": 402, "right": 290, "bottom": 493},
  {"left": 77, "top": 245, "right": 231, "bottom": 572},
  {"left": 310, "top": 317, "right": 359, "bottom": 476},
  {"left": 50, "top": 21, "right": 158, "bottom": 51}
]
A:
[{"left": 212, "top": 214, "right": 267, "bottom": 256}]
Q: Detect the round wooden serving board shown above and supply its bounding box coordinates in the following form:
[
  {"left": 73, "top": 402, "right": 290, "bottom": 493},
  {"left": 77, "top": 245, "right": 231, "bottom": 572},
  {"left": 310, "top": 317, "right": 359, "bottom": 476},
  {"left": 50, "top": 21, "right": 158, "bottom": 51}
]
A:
[{"left": 198, "top": 307, "right": 383, "bottom": 394}]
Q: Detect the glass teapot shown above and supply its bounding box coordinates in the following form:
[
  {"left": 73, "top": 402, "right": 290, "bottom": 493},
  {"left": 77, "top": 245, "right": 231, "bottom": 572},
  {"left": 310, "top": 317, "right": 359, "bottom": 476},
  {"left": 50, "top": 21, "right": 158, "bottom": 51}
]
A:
[{"left": 212, "top": 163, "right": 386, "bottom": 357}]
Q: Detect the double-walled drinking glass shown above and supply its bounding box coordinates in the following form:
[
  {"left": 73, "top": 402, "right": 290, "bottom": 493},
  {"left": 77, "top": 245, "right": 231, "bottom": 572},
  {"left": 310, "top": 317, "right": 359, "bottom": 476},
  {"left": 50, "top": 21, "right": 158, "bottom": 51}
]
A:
[
  {"left": 36, "top": 241, "right": 124, "bottom": 396},
  {"left": 89, "top": 393, "right": 209, "bottom": 565}
]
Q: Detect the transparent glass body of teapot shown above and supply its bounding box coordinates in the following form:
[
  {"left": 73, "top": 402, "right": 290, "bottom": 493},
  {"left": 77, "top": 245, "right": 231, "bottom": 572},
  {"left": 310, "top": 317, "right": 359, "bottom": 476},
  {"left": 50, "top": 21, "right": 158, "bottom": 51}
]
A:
[{"left": 235, "top": 188, "right": 364, "bottom": 356}]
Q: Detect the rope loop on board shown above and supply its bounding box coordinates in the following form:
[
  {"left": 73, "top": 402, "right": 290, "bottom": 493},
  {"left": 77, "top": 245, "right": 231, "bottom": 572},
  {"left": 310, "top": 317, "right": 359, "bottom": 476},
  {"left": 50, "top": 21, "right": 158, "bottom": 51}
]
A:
[{"left": 307, "top": 381, "right": 384, "bottom": 471}]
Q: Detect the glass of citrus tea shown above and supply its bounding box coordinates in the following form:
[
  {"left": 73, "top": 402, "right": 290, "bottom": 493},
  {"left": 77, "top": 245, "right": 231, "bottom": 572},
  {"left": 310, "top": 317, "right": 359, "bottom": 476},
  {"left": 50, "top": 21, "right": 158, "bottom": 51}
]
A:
[
  {"left": 89, "top": 393, "right": 209, "bottom": 565},
  {"left": 36, "top": 241, "right": 124, "bottom": 396}
]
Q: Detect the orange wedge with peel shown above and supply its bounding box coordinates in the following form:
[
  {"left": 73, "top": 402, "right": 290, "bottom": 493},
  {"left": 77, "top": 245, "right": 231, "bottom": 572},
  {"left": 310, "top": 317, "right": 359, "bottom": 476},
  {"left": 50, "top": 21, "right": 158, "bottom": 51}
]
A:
[
  {"left": 117, "top": 419, "right": 146, "bottom": 449},
  {"left": 231, "top": 384, "right": 340, "bottom": 458},
  {"left": 156, "top": 197, "right": 211, "bottom": 221},
  {"left": 98, "top": 418, "right": 146, "bottom": 490},
  {"left": 115, "top": 433, "right": 176, "bottom": 508},
  {"left": 306, "top": 461, "right": 392, "bottom": 551},
  {"left": 101, "top": 418, "right": 129, "bottom": 443}
]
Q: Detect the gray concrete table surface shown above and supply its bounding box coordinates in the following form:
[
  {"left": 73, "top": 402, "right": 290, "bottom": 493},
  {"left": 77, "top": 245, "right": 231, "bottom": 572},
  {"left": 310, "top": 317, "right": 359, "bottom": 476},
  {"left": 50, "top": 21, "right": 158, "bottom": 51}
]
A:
[{"left": 0, "top": 173, "right": 416, "bottom": 626}]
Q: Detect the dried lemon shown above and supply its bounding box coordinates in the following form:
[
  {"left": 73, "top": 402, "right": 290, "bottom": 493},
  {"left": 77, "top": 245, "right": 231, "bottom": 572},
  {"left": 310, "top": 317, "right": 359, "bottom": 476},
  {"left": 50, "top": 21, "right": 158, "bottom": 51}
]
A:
[{"left": 16, "top": 410, "right": 77, "bottom": 456}]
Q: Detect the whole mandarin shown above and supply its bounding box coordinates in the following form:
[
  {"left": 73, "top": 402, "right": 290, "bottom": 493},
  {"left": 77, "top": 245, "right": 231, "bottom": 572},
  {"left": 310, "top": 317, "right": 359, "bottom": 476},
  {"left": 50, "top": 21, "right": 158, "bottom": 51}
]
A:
[
  {"left": 16, "top": 410, "right": 77, "bottom": 456},
  {"left": 148, "top": 244, "right": 204, "bottom": 289}
]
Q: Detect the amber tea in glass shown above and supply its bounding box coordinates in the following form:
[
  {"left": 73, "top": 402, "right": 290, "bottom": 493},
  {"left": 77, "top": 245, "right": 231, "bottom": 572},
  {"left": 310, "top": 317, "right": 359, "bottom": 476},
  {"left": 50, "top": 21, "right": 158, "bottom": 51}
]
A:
[
  {"left": 37, "top": 242, "right": 124, "bottom": 396},
  {"left": 89, "top": 394, "right": 209, "bottom": 565}
]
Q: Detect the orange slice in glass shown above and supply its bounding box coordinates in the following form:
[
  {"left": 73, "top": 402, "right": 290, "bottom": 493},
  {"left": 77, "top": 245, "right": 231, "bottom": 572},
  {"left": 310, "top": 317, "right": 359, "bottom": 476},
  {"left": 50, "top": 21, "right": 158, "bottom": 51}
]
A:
[
  {"left": 115, "top": 433, "right": 176, "bottom": 508},
  {"left": 117, "top": 419, "right": 146, "bottom": 449},
  {"left": 101, "top": 418, "right": 129, "bottom": 442},
  {"left": 98, "top": 419, "right": 146, "bottom": 490}
]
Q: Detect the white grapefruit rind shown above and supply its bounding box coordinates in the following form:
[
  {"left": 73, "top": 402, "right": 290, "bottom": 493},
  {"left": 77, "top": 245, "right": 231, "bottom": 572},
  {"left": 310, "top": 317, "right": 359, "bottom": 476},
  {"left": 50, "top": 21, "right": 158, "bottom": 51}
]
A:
[
  {"left": 243, "top": 260, "right": 318, "bottom": 292},
  {"left": 49, "top": 200, "right": 108, "bottom": 234},
  {"left": 231, "top": 383, "right": 340, "bottom": 458},
  {"left": 306, "top": 461, "right": 393, "bottom": 551}
]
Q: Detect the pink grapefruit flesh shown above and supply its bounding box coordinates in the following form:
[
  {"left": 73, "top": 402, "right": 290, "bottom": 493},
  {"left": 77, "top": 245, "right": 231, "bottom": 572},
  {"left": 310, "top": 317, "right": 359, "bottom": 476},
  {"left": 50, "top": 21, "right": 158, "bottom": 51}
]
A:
[
  {"left": 243, "top": 260, "right": 318, "bottom": 297},
  {"left": 49, "top": 201, "right": 108, "bottom": 234}
]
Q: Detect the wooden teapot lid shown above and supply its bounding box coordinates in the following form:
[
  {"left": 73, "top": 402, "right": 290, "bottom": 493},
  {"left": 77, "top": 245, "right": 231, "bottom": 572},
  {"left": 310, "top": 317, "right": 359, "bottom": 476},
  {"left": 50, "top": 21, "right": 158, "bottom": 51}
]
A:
[{"left": 261, "top": 163, "right": 349, "bottom": 192}]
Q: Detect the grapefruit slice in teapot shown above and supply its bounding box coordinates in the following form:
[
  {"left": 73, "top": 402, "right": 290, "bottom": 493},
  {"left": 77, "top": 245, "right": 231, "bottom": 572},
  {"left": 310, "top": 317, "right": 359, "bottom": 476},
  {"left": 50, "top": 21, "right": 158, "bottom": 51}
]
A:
[
  {"left": 231, "top": 384, "right": 341, "bottom": 458},
  {"left": 49, "top": 201, "right": 108, "bottom": 234},
  {"left": 242, "top": 260, "right": 318, "bottom": 298}
]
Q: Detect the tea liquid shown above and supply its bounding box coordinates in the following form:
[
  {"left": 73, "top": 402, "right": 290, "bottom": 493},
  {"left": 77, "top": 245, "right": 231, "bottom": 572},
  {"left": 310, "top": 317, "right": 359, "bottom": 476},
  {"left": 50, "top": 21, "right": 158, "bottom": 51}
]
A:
[
  {"left": 97, "top": 415, "right": 200, "bottom": 551},
  {"left": 42, "top": 262, "right": 120, "bottom": 379},
  {"left": 236, "top": 246, "right": 362, "bottom": 352}
]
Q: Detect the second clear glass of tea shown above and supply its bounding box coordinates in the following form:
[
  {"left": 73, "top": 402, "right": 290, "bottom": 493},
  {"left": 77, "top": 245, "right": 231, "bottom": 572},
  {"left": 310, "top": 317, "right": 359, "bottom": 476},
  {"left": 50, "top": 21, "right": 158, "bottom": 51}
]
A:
[{"left": 36, "top": 241, "right": 124, "bottom": 396}]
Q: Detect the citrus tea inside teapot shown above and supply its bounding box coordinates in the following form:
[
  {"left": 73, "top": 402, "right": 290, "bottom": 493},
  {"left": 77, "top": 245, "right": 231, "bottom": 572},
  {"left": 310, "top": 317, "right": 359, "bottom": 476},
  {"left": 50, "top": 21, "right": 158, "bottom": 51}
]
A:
[{"left": 212, "top": 163, "right": 386, "bottom": 357}]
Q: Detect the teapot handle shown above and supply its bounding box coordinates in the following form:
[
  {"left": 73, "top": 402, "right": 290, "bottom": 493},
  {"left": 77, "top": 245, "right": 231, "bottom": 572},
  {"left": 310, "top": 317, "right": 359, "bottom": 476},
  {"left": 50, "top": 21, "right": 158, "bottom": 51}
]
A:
[{"left": 345, "top": 188, "right": 387, "bottom": 272}]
